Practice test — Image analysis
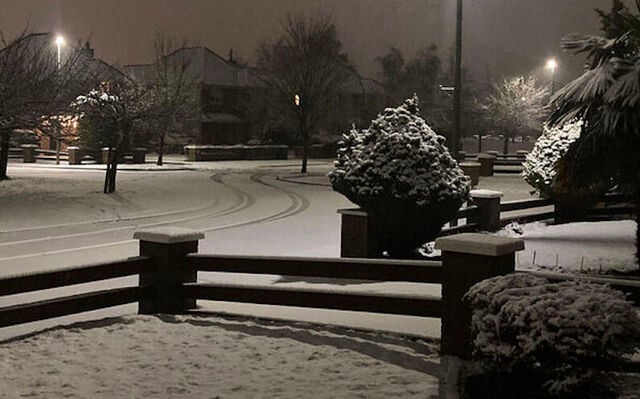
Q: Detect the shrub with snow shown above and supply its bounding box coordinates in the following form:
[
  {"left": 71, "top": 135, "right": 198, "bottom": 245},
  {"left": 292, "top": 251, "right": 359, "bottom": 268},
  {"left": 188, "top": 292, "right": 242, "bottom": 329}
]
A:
[
  {"left": 522, "top": 120, "right": 583, "bottom": 196},
  {"left": 463, "top": 273, "right": 640, "bottom": 397},
  {"left": 523, "top": 121, "right": 610, "bottom": 221},
  {"left": 329, "top": 96, "right": 469, "bottom": 257}
]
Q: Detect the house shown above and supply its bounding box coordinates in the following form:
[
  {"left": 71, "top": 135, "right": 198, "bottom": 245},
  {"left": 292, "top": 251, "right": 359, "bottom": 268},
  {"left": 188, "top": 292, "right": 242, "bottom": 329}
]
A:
[
  {"left": 123, "top": 47, "right": 254, "bottom": 145},
  {"left": 0, "top": 32, "right": 123, "bottom": 151},
  {"left": 124, "top": 47, "right": 386, "bottom": 147}
]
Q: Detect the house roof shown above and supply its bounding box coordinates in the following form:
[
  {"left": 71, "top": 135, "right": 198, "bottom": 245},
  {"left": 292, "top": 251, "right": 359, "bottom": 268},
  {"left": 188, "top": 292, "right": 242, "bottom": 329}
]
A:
[{"left": 123, "top": 47, "right": 250, "bottom": 88}]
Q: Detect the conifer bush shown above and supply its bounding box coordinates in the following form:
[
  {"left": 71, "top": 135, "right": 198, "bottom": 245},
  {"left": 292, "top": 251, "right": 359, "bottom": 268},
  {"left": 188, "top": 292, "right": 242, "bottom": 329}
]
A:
[
  {"left": 522, "top": 121, "right": 609, "bottom": 221},
  {"left": 463, "top": 273, "right": 640, "bottom": 398},
  {"left": 329, "top": 96, "right": 469, "bottom": 258}
]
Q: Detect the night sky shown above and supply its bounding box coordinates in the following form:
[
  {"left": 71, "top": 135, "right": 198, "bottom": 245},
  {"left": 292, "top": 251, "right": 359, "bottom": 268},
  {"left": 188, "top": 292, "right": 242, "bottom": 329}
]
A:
[{"left": 0, "top": 0, "right": 629, "bottom": 85}]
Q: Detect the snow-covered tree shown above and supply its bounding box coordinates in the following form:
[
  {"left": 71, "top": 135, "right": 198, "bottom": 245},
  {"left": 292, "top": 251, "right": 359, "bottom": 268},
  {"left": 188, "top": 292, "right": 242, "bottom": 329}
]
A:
[
  {"left": 329, "top": 96, "right": 469, "bottom": 258},
  {"left": 476, "top": 76, "right": 548, "bottom": 154},
  {"left": 523, "top": 120, "right": 583, "bottom": 195}
]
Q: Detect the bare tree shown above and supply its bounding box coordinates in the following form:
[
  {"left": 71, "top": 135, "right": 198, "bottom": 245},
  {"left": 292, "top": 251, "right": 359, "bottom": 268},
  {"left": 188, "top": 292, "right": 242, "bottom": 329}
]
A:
[
  {"left": 476, "top": 76, "right": 548, "bottom": 154},
  {"left": 141, "top": 32, "right": 198, "bottom": 165},
  {"left": 0, "top": 30, "right": 98, "bottom": 180},
  {"left": 256, "top": 13, "right": 353, "bottom": 173}
]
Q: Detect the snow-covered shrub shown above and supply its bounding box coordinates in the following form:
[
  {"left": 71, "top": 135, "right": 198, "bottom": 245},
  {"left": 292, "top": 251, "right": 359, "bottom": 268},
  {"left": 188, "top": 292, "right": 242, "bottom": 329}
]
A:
[
  {"left": 523, "top": 121, "right": 610, "bottom": 222},
  {"left": 463, "top": 273, "right": 640, "bottom": 397},
  {"left": 329, "top": 96, "right": 469, "bottom": 257},
  {"left": 522, "top": 120, "right": 583, "bottom": 196}
]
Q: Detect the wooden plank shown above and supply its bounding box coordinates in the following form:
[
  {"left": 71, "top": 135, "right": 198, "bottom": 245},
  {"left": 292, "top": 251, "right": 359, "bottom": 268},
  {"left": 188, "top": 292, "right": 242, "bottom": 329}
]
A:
[
  {"left": 0, "top": 257, "right": 153, "bottom": 296},
  {"left": 457, "top": 205, "right": 479, "bottom": 218},
  {"left": 438, "top": 223, "right": 479, "bottom": 237},
  {"left": 0, "top": 286, "right": 150, "bottom": 327},
  {"left": 185, "top": 284, "right": 442, "bottom": 318},
  {"left": 187, "top": 255, "right": 443, "bottom": 284},
  {"left": 500, "top": 211, "right": 555, "bottom": 226},
  {"left": 500, "top": 198, "right": 555, "bottom": 212}
]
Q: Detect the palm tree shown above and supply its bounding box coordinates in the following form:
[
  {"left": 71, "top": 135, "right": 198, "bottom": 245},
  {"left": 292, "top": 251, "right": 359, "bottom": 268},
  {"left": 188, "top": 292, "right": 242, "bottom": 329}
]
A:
[{"left": 548, "top": 0, "right": 640, "bottom": 263}]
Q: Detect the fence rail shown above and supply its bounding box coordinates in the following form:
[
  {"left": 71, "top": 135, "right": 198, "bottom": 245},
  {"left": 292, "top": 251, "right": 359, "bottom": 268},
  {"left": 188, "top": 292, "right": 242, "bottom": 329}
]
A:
[
  {"left": 187, "top": 254, "right": 443, "bottom": 283},
  {"left": 0, "top": 257, "right": 153, "bottom": 327}
]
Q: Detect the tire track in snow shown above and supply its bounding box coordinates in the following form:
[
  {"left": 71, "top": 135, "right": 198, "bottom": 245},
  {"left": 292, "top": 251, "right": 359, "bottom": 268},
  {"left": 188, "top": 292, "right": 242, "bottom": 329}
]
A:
[
  {"left": 0, "top": 173, "right": 308, "bottom": 263},
  {"left": 0, "top": 173, "right": 253, "bottom": 252}
]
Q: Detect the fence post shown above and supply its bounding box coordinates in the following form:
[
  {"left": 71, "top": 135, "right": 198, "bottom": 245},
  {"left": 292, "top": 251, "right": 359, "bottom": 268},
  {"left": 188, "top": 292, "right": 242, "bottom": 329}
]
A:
[
  {"left": 476, "top": 153, "right": 495, "bottom": 177},
  {"left": 469, "top": 189, "right": 503, "bottom": 231},
  {"left": 459, "top": 162, "right": 481, "bottom": 186},
  {"left": 21, "top": 144, "right": 38, "bottom": 163},
  {"left": 67, "top": 146, "right": 82, "bottom": 165},
  {"left": 435, "top": 233, "right": 524, "bottom": 398},
  {"left": 133, "top": 227, "right": 204, "bottom": 314}
]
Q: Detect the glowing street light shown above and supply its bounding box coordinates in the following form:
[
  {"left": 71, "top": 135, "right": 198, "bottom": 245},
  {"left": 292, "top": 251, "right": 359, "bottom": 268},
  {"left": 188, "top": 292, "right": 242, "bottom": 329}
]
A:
[
  {"left": 55, "top": 35, "right": 65, "bottom": 69},
  {"left": 54, "top": 35, "right": 65, "bottom": 164},
  {"left": 546, "top": 58, "right": 558, "bottom": 94}
]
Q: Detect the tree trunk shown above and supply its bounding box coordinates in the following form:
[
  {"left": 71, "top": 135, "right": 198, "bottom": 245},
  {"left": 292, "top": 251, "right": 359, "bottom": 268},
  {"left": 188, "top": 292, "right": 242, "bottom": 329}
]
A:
[
  {"left": 103, "top": 147, "right": 119, "bottom": 194},
  {"left": 502, "top": 134, "right": 509, "bottom": 155},
  {"left": 157, "top": 134, "right": 165, "bottom": 166},
  {"left": 477, "top": 135, "right": 482, "bottom": 153},
  {"left": 0, "top": 130, "right": 10, "bottom": 181}
]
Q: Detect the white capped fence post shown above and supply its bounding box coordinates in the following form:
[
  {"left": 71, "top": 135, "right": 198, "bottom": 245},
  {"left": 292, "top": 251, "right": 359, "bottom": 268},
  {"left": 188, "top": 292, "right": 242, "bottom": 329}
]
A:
[
  {"left": 134, "top": 227, "right": 204, "bottom": 314},
  {"left": 435, "top": 233, "right": 524, "bottom": 398}
]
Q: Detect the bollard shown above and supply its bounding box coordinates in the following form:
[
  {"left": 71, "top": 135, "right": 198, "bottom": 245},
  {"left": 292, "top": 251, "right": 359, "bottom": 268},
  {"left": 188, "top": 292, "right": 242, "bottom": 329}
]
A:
[
  {"left": 476, "top": 153, "right": 495, "bottom": 177},
  {"left": 134, "top": 227, "right": 204, "bottom": 314},
  {"left": 67, "top": 146, "right": 82, "bottom": 165},
  {"left": 469, "top": 189, "right": 503, "bottom": 231},
  {"left": 21, "top": 144, "right": 38, "bottom": 163}
]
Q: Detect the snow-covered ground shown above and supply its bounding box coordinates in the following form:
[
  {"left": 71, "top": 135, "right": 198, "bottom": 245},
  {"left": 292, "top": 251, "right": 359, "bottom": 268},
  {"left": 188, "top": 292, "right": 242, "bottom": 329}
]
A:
[
  {"left": 0, "top": 315, "right": 440, "bottom": 399},
  {"left": 1, "top": 160, "right": 638, "bottom": 397}
]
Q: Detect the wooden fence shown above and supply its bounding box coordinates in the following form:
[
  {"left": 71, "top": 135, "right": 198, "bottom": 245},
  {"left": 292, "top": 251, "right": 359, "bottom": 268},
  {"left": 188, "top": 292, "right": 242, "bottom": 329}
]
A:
[{"left": 0, "top": 229, "right": 524, "bottom": 365}]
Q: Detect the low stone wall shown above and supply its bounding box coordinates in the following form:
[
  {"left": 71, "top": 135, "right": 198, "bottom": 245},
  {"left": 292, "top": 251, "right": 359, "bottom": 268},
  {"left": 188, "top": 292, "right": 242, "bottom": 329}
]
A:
[
  {"left": 293, "top": 143, "right": 337, "bottom": 159},
  {"left": 184, "top": 145, "right": 289, "bottom": 161}
]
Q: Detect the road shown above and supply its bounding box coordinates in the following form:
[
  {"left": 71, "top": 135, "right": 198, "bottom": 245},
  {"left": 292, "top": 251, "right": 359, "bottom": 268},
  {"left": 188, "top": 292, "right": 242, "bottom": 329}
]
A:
[{"left": 0, "top": 161, "right": 442, "bottom": 340}]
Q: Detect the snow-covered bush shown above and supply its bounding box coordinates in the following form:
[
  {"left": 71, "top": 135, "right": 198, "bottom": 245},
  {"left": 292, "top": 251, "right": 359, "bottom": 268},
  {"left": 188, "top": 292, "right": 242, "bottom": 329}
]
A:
[
  {"left": 463, "top": 273, "right": 640, "bottom": 397},
  {"left": 329, "top": 96, "right": 469, "bottom": 257},
  {"left": 523, "top": 121, "right": 611, "bottom": 222},
  {"left": 522, "top": 120, "right": 583, "bottom": 196}
]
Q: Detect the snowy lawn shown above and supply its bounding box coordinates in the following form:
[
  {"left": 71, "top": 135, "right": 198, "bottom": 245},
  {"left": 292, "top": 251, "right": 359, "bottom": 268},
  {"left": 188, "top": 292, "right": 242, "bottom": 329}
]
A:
[
  {"left": 500, "top": 220, "right": 638, "bottom": 274},
  {"left": 0, "top": 314, "right": 440, "bottom": 399}
]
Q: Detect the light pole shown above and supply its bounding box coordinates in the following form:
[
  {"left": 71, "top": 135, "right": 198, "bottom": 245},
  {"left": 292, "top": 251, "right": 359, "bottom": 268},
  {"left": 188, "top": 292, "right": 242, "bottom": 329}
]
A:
[
  {"left": 294, "top": 94, "right": 307, "bottom": 173},
  {"left": 546, "top": 58, "right": 557, "bottom": 95},
  {"left": 54, "top": 35, "right": 65, "bottom": 165},
  {"left": 452, "top": 0, "right": 463, "bottom": 160}
]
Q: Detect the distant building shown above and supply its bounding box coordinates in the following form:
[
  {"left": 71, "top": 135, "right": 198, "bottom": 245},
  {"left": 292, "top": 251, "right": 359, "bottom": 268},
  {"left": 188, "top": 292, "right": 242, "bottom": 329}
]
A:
[
  {"left": 1, "top": 32, "right": 123, "bottom": 150},
  {"left": 124, "top": 47, "right": 255, "bottom": 145},
  {"left": 124, "top": 47, "right": 386, "bottom": 146}
]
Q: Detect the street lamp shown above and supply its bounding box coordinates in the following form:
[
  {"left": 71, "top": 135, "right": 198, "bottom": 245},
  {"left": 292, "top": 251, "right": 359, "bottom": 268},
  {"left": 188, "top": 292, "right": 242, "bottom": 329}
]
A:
[
  {"left": 55, "top": 35, "right": 65, "bottom": 69},
  {"left": 546, "top": 58, "right": 557, "bottom": 94},
  {"left": 54, "top": 35, "right": 65, "bottom": 164}
]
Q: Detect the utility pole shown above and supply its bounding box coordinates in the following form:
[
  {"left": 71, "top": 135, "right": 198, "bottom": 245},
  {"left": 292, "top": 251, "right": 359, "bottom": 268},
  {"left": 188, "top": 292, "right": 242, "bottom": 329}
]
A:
[{"left": 452, "top": 0, "right": 463, "bottom": 160}]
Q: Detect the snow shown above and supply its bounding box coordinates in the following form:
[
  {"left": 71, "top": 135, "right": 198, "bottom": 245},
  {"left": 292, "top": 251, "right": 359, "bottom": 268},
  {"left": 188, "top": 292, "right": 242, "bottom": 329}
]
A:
[
  {"left": 1, "top": 158, "right": 638, "bottom": 396},
  {"left": 501, "top": 221, "right": 638, "bottom": 274},
  {"left": 0, "top": 314, "right": 440, "bottom": 398}
]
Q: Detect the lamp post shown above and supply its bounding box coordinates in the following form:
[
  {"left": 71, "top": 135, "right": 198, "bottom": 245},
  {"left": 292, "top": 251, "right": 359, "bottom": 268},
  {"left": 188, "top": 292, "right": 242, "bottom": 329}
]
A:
[
  {"left": 294, "top": 94, "right": 307, "bottom": 173},
  {"left": 452, "top": 0, "right": 463, "bottom": 161},
  {"left": 54, "top": 35, "right": 65, "bottom": 165},
  {"left": 546, "top": 58, "right": 557, "bottom": 95}
]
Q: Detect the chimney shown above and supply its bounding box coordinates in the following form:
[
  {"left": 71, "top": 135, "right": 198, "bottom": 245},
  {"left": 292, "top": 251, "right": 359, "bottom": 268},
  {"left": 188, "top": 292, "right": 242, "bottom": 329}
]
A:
[
  {"left": 228, "top": 48, "right": 234, "bottom": 63},
  {"left": 84, "top": 41, "right": 94, "bottom": 58}
]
